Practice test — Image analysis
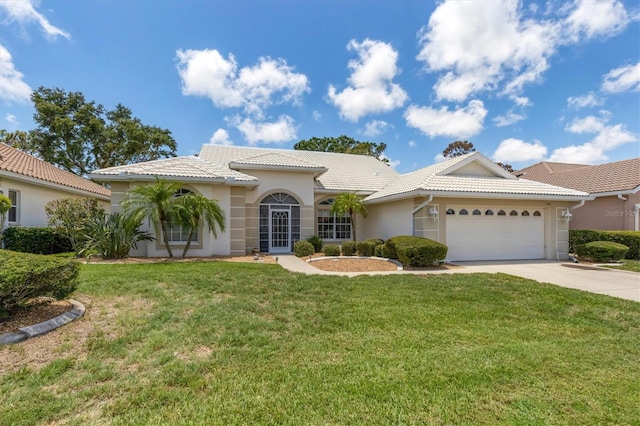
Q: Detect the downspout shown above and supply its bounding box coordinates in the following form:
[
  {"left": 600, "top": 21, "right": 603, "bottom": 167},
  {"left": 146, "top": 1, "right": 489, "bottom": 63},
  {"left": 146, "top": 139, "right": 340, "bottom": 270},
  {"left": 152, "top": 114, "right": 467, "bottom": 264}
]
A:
[
  {"left": 569, "top": 199, "right": 585, "bottom": 211},
  {"left": 618, "top": 194, "right": 627, "bottom": 201},
  {"left": 634, "top": 204, "right": 640, "bottom": 232},
  {"left": 411, "top": 194, "right": 434, "bottom": 236}
]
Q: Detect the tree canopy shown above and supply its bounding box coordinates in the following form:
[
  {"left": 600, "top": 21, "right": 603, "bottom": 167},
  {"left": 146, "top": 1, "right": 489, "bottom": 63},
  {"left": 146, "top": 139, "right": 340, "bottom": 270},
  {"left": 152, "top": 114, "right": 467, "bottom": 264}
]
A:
[
  {"left": 294, "top": 135, "right": 388, "bottom": 163},
  {"left": 442, "top": 140, "right": 476, "bottom": 158},
  {"left": 3, "top": 87, "right": 178, "bottom": 176}
]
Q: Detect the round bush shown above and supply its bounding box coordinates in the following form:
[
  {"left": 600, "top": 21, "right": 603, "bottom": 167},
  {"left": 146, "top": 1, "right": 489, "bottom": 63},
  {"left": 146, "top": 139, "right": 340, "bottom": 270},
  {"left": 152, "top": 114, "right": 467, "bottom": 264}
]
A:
[
  {"left": 374, "top": 244, "right": 384, "bottom": 257},
  {"left": 576, "top": 241, "right": 629, "bottom": 262},
  {"left": 322, "top": 244, "right": 341, "bottom": 256},
  {"left": 341, "top": 241, "right": 357, "bottom": 256},
  {"left": 294, "top": 241, "right": 315, "bottom": 257}
]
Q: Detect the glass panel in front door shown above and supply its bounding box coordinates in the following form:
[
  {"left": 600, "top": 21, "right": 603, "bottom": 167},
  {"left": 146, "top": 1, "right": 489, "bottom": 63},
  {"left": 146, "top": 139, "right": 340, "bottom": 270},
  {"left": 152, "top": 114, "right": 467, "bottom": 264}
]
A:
[{"left": 271, "top": 210, "right": 289, "bottom": 249}]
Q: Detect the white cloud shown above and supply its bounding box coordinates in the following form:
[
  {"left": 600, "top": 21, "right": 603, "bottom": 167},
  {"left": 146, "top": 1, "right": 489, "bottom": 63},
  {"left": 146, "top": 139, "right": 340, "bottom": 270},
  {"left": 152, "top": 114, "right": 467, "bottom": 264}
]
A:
[
  {"left": 565, "top": 0, "right": 630, "bottom": 41},
  {"left": 511, "top": 95, "right": 532, "bottom": 107},
  {"left": 232, "top": 115, "right": 297, "bottom": 145},
  {"left": 601, "top": 62, "right": 640, "bottom": 93},
  {"left": 404, "top": 99, "right": 487, "bottom": 138},
  {"left": 312, "top": 110, "right": 322, "bottom": 122},
  {"left": 361, "top": 120, "right": 391, "bottom": 137},
  {"left": 327, "top": 39, "right": 408, "bottom": 121},
  {"left": 5, "top": 113, "right": 17, "bottom": 124},
  {"left": 415, "top": 0, "right": 633, "bottom": 102},
  {"left": 176, "top": 49, "right": 310, "bottom": 118},
  {"left": 209, "top": 128, "right": 233, "bottom": 146},
  {"left": 0, "top": 44, "right": 31, "bottom": 103},
  {"left": 434, "top": 153, "right": 447, "bottom": 163},
  {"left": 549, "top": 114, "right": 637, "bottom": 163},
  {"left": 0, "top": 0, "right": 70, "bottom": 40},
  {"left": 567, "top": 91, "right": 603, "bottom": 108},
  {"left": 380, "top": 153, "right": 400, "bottom": 168},
  {"left": 408, "top": 140, "right": 417, "bottom": 148},
  {"left": 493, "top": 111, "right": 526, "bottom": 127},
  {"left": 493, "top": 138, "right": 547, "bottom": 163}
]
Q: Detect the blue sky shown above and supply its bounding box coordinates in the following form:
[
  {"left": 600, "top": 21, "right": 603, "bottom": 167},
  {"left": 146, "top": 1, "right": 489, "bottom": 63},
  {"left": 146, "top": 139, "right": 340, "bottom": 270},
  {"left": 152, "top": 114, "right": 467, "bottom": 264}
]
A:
[{"left": 1, "top": 0, "right": 638, "bottom": 173}]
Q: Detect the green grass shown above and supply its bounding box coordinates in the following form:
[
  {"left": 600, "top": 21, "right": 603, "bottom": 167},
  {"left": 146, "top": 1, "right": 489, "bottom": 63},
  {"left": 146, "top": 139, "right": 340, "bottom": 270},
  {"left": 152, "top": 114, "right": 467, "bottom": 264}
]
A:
[
  {"left": 1, "top": 262, "right": 639, "bottom": 425},
  {"left": 602, "top": 259, "right": 640, "bottom": 273}
]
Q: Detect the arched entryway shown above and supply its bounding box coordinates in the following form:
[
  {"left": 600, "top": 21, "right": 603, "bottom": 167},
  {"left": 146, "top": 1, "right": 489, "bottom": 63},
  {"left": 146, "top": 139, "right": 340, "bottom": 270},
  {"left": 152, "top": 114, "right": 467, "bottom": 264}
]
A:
[{"left": 259, "top": 192, "right": 300, "bottom": 253}]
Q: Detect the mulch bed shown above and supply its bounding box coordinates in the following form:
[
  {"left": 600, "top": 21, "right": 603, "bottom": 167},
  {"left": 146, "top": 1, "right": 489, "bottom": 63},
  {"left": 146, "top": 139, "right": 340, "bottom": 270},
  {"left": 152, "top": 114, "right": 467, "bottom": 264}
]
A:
[{"left": 0, "top": 300, "right": 72, "bottom": 334}]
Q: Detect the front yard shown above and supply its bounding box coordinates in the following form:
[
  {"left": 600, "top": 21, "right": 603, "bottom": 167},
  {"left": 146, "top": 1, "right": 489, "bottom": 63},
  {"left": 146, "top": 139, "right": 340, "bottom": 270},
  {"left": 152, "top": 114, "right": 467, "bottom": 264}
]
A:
[{"left": 1, "top": 262, "right": 639, "bottom": 425}]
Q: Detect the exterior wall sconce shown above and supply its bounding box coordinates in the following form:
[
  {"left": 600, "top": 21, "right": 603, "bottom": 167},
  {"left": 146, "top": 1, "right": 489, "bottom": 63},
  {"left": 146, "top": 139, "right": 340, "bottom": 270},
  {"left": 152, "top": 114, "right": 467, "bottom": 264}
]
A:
[
  {"left": 561, "top": 209, "right": 573, "bottom": 221},
  {"left": 429, "top": 207, "right": 439, "bottom": 220}
]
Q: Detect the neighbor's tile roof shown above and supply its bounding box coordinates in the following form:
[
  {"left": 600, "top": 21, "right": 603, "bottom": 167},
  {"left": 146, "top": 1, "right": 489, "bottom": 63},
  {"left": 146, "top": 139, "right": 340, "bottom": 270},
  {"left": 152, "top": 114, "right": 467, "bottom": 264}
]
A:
[
  {"left": 516, "top": 158, "right": 640, "bottom": 194},
  {"left": 200, "top": 144, "right": 398, "bottom": 192},
  {"left": 91, "top": 156, "right": 258, "bottom": 183},
  {"left": 366, "top": 152, "right": 589, "bottom": 202},
  {"left": 0, "top": 143, "right": 111, "bottom": 198}
]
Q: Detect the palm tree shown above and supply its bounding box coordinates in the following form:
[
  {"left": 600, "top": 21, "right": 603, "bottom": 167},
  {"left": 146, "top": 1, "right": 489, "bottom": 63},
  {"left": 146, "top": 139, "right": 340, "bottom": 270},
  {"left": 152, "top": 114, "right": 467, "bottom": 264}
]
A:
[
  {"left": 121, "top": 177, "right": 182, "bottom": 257},
  {"left": 330, "top": 192, "right": 367, "bottom": 241},
  {"left": 174, "top": 192, "right": 226, "bottom": 258}
]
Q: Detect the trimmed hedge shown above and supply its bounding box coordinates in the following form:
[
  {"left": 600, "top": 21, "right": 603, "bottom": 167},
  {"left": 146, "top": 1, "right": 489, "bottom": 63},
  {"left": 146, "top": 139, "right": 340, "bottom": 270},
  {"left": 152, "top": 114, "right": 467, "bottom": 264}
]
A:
[
  {"left": 2, "top": 227, "right": 72, "bottom": 255},
  {"left": 386, "top": 235, "right": 448, "bottom": 267},
  {"left": 356, "top": 238, "right": 384, "bottom": 257},
  {"left": 575, "top": 241, "right": 629, "bottom": 262},
  {"left": 374, "top": 244, "right": 384, "bottom": 257},
  {"left": 322, "top": 244, "right": 340, "bottom": 256},
  {"left": 0, "top": 250, "right": 79, "bottom": 317},
  {"left": 294, "top": 241, "right": 315, "bottom": 257},
  {"left": 570, "top": 229, "right": 639, "bottom": 260},
  {"left": 306, "top": 235, "right": 323, "bottom": 253},
  {"left": 341, "top": 241, "right": 357, "bottom": 256}
]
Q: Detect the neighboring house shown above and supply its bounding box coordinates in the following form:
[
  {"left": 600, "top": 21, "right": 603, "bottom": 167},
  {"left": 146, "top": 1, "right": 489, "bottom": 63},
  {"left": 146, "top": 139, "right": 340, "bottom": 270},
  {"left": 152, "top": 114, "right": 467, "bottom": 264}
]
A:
[
  {"left": 0, "top": 143, "right": 111, "bottom": 228},
  {"left": 516, "top": 158, "right": 640, "bottom": 231},
  {"left": 90, "top": 145, "right": 590, "bottom": 261}
]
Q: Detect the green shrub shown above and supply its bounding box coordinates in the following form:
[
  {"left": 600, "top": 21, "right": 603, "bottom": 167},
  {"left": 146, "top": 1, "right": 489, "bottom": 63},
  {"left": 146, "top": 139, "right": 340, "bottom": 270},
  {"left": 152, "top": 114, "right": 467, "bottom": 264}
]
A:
[
  {"left": 294, "top": 241, "right": 315, "bottom": 257},
  {"left": 306, "top": 235, "right": 323, "bottom": 253},
  {"left": 570, "top": 229, "right": 639, "bottom": 260},
  {"left": 381, "top": 242, "right": 396, "bottom": 259},
  {"left": 374, "top": 244, "right": 384, "bottom": 257},
  {"left": 355, "top": 238, "right": 384, "bottom": 257},
  {"left": 45, "top": 198, "right": 106, "bottom": 256},
  {"left": 79, "top": 212, "right": 153, "bottom": 259},
  {"left": 0, "top": 250, "right": 79, "bottom": 317},
  {"left": 576, "top": 241, "right": 629, "bottom": 262},
  {"left": 341, "top": 241, "right": 357, "bottom": 256},
  {"left": 1, "top": 227, "right": 72, "bottom": 254},
  {"left": 322, "top": 244, "right": 341, "bottom": 256},
  {"left": 387, "top": 235, "right": 448, "bottom": 266}
]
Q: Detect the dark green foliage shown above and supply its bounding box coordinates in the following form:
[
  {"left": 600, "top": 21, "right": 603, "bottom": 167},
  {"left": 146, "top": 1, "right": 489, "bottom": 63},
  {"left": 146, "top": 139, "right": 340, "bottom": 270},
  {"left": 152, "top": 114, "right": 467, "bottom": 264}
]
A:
[
  {"left": 79, "top": 212, "right": 153, "bottom": 259},
  {"left": 576, "top": 241, "right": 629, "bottom": 262},
  {"left": 381, "top": 242, "right": 395, "bottom": 259},
  {"left": 1, "top": 227, "right": 72, "bottom": 254},
  {"left": 294, "top": 135, "right": 388, "bottom": 163},
  {"left": 322, "top": 244, "right": 341, "bottom": 256},
  {"left": 374, "top": 244, "right": 384, "bottom": 257},
  {"left": 293, "top": 241, "right": 315, "bottom": 257},
  {"left": 0, "top": 250, "right": 79, "bottom": 316},
  {"left": 341, "top": 241, "right": 357, "bottom": 256},
  {"left": 570, "top": 230, "right": 639, "bottom": 259},
  {"left": 306, "top": 235, "right": 323, "bottom": 253},
  {"left": 387, "top": 235, "right": 448, "bottom": 266},
  {"left": 356, "top": 238, "right": 384, "bottom": 256}
]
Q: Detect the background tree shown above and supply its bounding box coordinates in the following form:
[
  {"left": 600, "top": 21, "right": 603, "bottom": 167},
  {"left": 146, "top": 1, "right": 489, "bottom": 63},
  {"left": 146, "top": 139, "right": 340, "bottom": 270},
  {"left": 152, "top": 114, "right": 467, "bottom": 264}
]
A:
[
  {"left": 25, "top": 87, "right": 177, "bottom": 176},
  {"left": 174, "top": 192, "right": 226, "bottom": 258},
  {"left": 0, "top": 130, "right": 33, "bottom": 153},
  {"left": 45, "top": 198, "right": 106, "bottom": 256},
  {"left": 497, "top": 162, "right": 515, "bottom": 173},
  {"left": 294, "top": 135, "right": 388, "bottom": 163},
  {"left": 330, "top": 192, "right": 367, "bottom": 241},
  {"left": 442, "top": 140, "right": 476, "bottom": 158},
  {"left": 122, "top": 178, "right": 183, "bottom": 258}
]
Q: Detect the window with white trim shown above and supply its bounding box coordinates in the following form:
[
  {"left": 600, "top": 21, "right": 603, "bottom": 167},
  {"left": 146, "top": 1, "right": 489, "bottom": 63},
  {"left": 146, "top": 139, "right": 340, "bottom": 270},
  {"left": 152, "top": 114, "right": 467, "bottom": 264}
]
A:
[
  {"left": 317, "top": 199, "right": 352, "bottom": 240},
  {"left": 8, "top": 190, "right": 18, "bottom": 223},
  {"left": 166, "top": 188, "right": 197, "bottom": 244}
]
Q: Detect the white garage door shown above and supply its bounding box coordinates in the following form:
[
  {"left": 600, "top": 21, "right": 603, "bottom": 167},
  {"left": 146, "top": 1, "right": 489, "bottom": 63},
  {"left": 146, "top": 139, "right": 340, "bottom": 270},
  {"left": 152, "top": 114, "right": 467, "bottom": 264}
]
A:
[{"left": 445, "top": 206, "right": 544, "bottom": 261}]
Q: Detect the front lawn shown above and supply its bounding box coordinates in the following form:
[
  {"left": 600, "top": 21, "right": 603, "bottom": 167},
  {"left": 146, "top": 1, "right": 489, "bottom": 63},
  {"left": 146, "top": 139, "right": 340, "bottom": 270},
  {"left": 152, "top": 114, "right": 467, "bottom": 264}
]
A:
[
  {"left": 602, "top": 259, "right": 640, "bottom": 273},
  {"left": 1, "top": 262, "right": 639, "bottom": 425}
]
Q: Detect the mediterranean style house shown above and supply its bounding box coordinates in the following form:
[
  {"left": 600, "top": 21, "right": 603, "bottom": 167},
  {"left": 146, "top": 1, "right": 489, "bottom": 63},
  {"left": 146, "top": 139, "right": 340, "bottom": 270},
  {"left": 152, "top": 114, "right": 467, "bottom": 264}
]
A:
[
  {"left": 517, "top": 158, "right": 640, "bottom": 231},
  {"left": 90, "top": 145, "right": 591, "bottom": 261},
  {"left": 0, "top": 143, "right": 111, "bottom": 229}
]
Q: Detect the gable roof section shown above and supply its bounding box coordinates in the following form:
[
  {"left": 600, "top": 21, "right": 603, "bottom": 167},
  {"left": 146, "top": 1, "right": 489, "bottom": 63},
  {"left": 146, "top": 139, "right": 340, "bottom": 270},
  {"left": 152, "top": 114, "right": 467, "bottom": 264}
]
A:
[
  {"left": 200, "top": 144, "right": 398, "bottom": 192},
  {"left": 0, "top": 143, "right": 110, "bottom": 198},
  {"left": 229, "top": 152, "right": 328, "bottom": 175},
  {"left": 90, "top": 156, "right": 259, "bottom": 185},
  {"left": 366, "top": 152, "right": 590, "bottom": 203},
  {"left": 517, "top": 158, "right": 640, "bottom": 194}
]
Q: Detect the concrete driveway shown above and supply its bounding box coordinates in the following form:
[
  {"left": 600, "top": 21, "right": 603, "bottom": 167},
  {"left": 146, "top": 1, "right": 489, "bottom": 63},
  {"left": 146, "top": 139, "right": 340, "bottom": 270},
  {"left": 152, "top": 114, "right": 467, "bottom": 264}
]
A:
[
  {"left": 450, "top": 261, "right": 640, "bottom": 302},
  {"left": 277, "top": 256, "right": 639, "bottom": 302}
]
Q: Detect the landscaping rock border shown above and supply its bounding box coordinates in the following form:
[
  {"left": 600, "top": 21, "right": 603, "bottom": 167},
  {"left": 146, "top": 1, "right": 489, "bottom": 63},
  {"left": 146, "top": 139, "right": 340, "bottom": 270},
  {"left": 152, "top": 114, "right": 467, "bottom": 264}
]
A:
[{"left": 0, "top": 299, "right": 85, "bottom": 346}]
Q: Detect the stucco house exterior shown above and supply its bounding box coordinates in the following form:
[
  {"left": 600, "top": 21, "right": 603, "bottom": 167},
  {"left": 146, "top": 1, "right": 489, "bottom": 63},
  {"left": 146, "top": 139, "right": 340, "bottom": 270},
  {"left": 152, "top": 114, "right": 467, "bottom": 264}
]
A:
[
  {"left": 516, "top": 158, "right": 640, "bottom": 231},
  {"left": 0, "top": 143, "right": 111, "bottom": 229},
  {"left": 90, "top": 145, "right": 591, "bottom": 261}
]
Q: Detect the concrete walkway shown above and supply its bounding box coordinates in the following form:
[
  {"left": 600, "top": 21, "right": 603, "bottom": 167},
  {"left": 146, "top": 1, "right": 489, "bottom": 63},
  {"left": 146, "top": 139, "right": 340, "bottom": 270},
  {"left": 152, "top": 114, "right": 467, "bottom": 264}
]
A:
[{"left": 276, "top": 255, "right": 640, "bottom": 302}]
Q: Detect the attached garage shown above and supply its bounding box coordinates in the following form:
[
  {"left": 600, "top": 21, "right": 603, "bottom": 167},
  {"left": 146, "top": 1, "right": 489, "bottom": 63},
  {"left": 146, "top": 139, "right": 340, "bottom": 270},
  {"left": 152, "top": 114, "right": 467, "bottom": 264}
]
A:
[{"left": 445, "top": 206, "right": 545, "bottom": 261}]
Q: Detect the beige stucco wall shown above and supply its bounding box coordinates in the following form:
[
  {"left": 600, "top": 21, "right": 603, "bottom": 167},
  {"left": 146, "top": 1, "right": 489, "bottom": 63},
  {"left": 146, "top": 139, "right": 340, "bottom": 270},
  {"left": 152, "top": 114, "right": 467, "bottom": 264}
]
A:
[
  {"left": 570, "top": 193, "right": 640, "bottom": 231},
  {"left": 0, "top": 176, "right": 110, "bottom": 228},
  {"left": 364, "top": 196, "right": 578, "bottom": 260}
]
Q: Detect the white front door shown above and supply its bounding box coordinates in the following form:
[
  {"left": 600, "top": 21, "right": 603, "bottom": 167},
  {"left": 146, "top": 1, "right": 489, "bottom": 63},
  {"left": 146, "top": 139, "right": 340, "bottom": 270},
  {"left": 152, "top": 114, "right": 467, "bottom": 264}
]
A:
[{"left": 269, "top": 207, "right": 291, "bottom": 253}]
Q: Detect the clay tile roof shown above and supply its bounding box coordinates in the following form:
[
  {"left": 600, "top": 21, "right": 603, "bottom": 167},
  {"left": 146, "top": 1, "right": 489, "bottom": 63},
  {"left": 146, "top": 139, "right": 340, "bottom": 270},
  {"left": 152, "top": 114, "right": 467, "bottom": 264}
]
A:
[
  {"left": 0, "top": 143, "right": 110, "bottom": 198},
  {"left": 516, "top": 158, "right": 640, "bottom": 194}
]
